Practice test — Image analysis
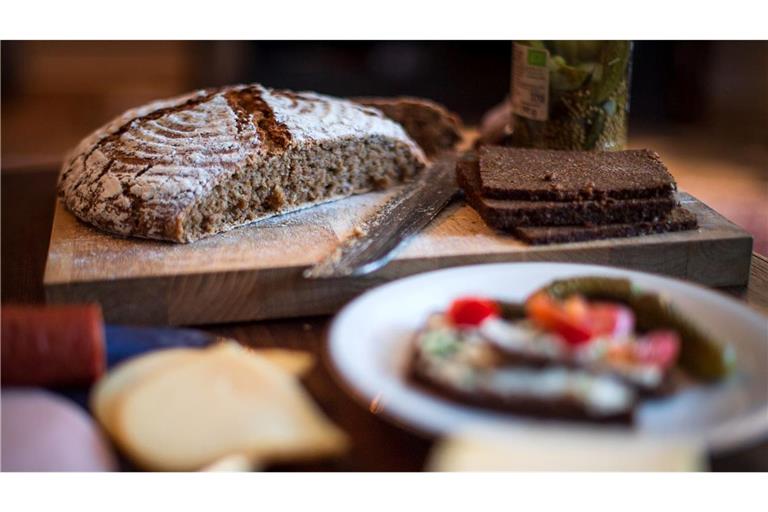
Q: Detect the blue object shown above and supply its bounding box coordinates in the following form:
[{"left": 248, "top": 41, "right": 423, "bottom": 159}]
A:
[
  {"left": 51, "top": 325, "right": 216, "bottom": 412},
  {"left": 104, "top": 325, "right": 216, "bottom": 368}
]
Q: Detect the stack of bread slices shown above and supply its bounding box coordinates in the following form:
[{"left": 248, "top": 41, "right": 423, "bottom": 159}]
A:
[{"left": 457, "top": 146, "right": 698, "bottom": 244}]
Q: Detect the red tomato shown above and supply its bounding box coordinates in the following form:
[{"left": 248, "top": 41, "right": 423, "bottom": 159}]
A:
[
  {"left": 526, "top": 292, "right": 593, "bottom": 346},
  {"left": 584, "top": 303, "right": 636, "bottom": 338},
  {"left": 447, "top": 297, "right": 500, "bottom": 327},
  {"left": 552, "top": 318, "right": 594, "bottom": 346},
  {"left": 633, "top": 330, "right": 681, "bottom": 368}
]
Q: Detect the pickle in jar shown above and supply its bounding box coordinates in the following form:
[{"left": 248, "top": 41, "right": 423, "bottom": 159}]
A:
[{"left": 511, "top": 40, "right": 632, "bottom": 151}]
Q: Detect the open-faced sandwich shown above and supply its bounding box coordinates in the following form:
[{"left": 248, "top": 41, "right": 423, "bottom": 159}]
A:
[{"left": 408, "top": 276, "right": 734, "bottom": 424}]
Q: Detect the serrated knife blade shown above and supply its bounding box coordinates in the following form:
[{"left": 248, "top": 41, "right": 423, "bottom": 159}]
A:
[{"left": 304, "top": 154, "right": 459, "bottom": 279}]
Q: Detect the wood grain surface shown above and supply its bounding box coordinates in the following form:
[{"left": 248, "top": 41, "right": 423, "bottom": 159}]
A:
[
  {"left": 43, "top": 187, "right": 753, "bottom": 325},
  {"left": 3, "top": 168, "right": 767, "bottom": 471}
]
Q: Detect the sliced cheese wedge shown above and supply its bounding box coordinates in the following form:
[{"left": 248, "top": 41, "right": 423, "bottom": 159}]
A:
[
  {"left": 211, "top": 342, "right": 315, "bottom": 377},
  {"left": 113, "top": 343, "right": 346, "bottom": 471},
  {"left": 200, "top": 453, "right": 261, "bottom": 472},
  {"left": 90, "top": 343, "right": 315, "bottom": 438},
  {"left": 427, "top": 426, "right": 705, "bottom": 471},
  {"left": 90, "top": 348, "right": 202, "bottom": 436},
  {"left": 254, "top": 348, "right": 315, "bottom": 377}
]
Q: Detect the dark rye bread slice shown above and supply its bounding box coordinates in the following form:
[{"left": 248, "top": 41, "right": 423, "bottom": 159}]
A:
[
  {"left": 354, "top": 97, "right": 463, "bottom": 158},
  {"left": 457, "top": 156, "right": 677, "bottom": 227},
  {"left": 479, "top": 146, "right": 677, "bottom": 201},
  {"left": 514, "top": 208, "right": 698, "bottom": 245},
  {"left": 407, "top": 362, "right": 634, "bottom": 425}
]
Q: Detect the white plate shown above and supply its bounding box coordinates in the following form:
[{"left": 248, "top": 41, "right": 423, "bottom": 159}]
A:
[{"left": 328, "top": 263, "right": 768, "bottom": 453}]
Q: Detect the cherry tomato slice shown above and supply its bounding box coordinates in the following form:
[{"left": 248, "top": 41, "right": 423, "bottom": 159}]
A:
[
  {"left": 584, "top": 303, "right": 636, "bottom": 338},
  {"left": 526, "top": 292, "right": 592, "bottom": 346},
  {"left": 633, "top": 330, "right": 681, "bottom": 368},
  {"left": 447, "top": 297, "right": 500, "bottom": 327}
]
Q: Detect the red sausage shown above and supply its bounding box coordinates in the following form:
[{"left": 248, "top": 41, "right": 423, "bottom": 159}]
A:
[{"left": 1, "top": 304, "right": 106, "bottom": 386}]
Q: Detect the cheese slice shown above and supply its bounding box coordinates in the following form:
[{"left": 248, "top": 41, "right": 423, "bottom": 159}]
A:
[
  {"left": 90, "top": 343, "right": 315, "bottom": 438},
  {"left": 112, "top": 343, "right": 346, "bottom": 471},
  {"left": 226, "top": 345, "right": 315, "bottom": 377},
  {"left": 90, "top": 348, "right": 202, "bottom": 436},
  {"left": 428, "top": 426, "right": 705, "bottom": 471}
]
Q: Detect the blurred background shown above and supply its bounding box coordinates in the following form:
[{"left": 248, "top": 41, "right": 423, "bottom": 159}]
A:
[{"left": 2, "top": 41, "right": 767, "bottom": 250}]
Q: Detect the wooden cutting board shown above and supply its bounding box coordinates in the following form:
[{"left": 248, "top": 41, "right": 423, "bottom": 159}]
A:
[{"left": 43, "top": 191, "right": 753, "bottom": 325}]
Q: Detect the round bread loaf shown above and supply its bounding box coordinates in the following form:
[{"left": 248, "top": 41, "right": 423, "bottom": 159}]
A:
[{"left": 58, "top": 84, "right": 427, "bottom": 243}]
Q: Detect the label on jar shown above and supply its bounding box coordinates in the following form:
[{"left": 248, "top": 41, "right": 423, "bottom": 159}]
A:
[{"left": 511, "top": 43, "right": 549, "bottom": 121}]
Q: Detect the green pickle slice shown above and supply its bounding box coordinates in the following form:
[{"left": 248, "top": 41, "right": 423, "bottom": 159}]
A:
[{"left": 536, "top": 277, "right": 734, "bottom": 381}]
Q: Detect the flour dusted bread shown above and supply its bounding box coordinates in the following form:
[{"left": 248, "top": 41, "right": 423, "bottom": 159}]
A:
[{"left": 58, "top": 84, "right": 427, "bottom": 243}]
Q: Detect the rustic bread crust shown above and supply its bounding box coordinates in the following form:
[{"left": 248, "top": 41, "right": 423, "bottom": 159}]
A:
[
  {"left": 353, "top": 96, "right": 464, "bottom": 157},
  {"left": 58, "top": 84, "right": 426, "bottom": 243}
]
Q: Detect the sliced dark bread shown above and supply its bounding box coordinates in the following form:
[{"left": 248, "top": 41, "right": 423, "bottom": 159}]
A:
[
  {"left": 513, "top": 208, "right": 698, "bottom": 245},
  {"left": 457, "top": 157, "right": 677, "bottom": 227},
  {"left": 478, "top": 146, "right": 677, "bottom": 201},
  {"left": 409, "top": 369, "right": 634, "bottom": 424}
]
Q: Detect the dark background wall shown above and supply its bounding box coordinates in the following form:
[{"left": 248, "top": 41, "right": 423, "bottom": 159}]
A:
[
  {"left": 2, "top": 41, "right": 766, "bottom": 168},
  {"left": 2, "top": 40, "right": 766, "bottom": 251}
]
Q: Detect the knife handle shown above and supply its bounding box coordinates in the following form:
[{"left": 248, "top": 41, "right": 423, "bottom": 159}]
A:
[
  {"left": 103, "top": 325, "right": 215, "bottom": 367},
  {"left": 1, "top": 304, "right": 106, "bottom": 387},
  {"left": 1, "top": 305, "right": 218, "bottom": 388}
]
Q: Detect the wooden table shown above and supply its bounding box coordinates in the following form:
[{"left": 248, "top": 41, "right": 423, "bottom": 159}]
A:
[{"left": 3, "top": 167, "right": 767, "bottom": 471}]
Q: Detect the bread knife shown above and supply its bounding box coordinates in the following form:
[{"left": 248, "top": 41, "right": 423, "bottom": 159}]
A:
[
  {"left": 102, "top": 324, "right": 216, "bottom": 367},
  {"left": 304, "top": 154, "right": 459, "bottom": 279}
]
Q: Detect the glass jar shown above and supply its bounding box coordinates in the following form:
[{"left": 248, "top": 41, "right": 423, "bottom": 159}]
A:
[{"left": 510, "top": 41, "right": 633, "bottom": 151}]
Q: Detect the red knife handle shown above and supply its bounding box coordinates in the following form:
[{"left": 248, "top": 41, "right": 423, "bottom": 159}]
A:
[{"left": 1, "top": 304, "right": 106, "bottom": 387}]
